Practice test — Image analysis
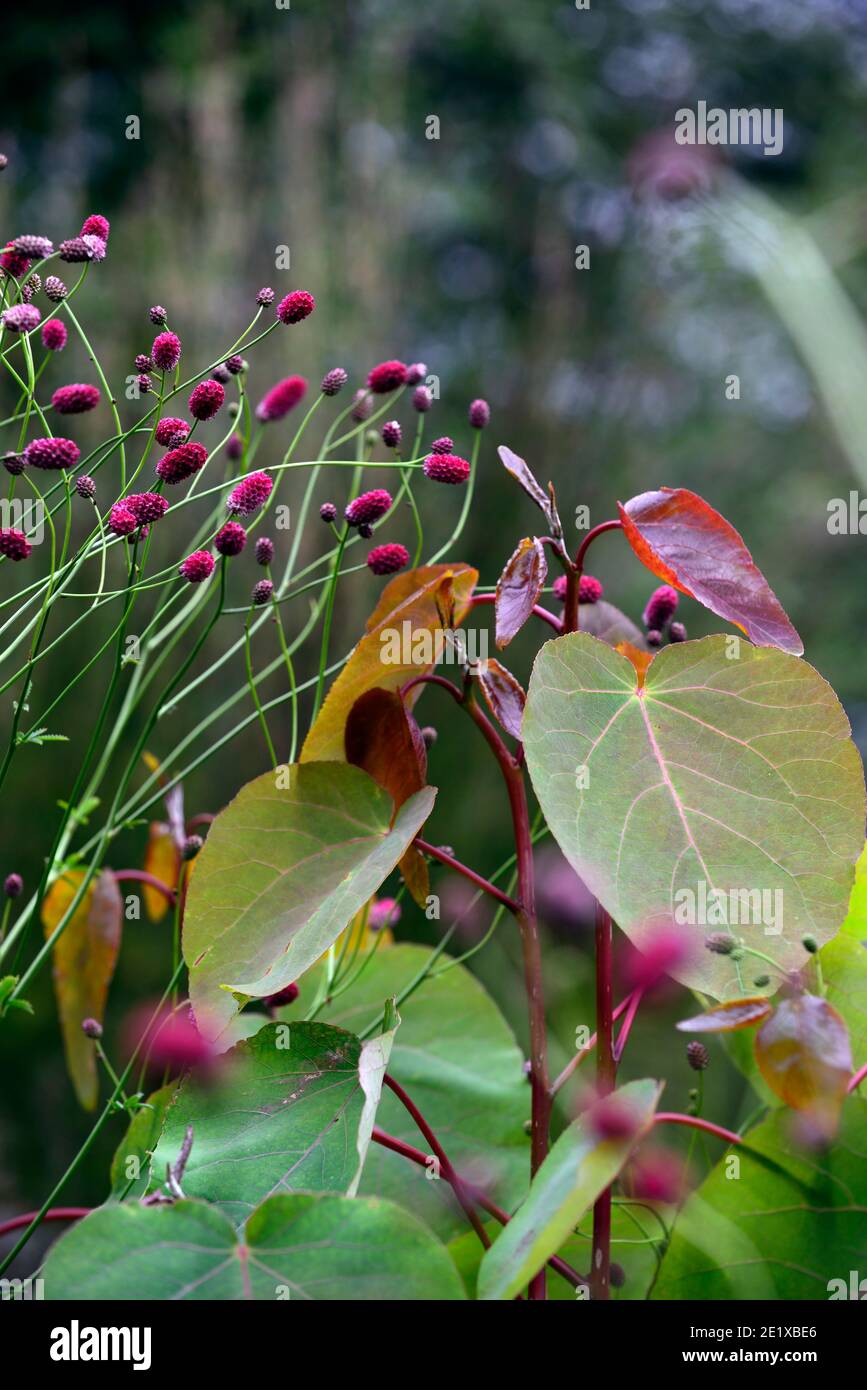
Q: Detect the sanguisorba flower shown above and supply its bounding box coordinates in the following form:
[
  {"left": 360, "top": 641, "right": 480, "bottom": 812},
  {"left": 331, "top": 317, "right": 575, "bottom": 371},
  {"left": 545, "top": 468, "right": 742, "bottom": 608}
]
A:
[
  {"left": 156, "top": 441, "right": 208, "bottom": 484},
  {"left": 276, "top": 290, "right": 315, "bottom": 324},
  {"left": 381, "top": 420, "right": 401, "bottom": 448},
  {"left": 255, "top": 375, "right": 307, "bottom": 422},
  {"left": 0, "top": 528, "right": 32, "bottom": 561},
  {"left": 149, "top": 305, "right": 167, "bottom": 325},
  {"left": 423, "top": 452, "right": 470, "bottom": 485},
  {"left": 25, "top": 437, "right": 80, "bottom": 470},
  {"left": 188, "top": 378, "right": 225, "bottom": 420},
  {"left": 81, "top": 213, "right": 110, "bottom": 244},
  {"left": 252, "top": 578, "right": 274, "bottom": 606},
  {"left": 41, "top": 318, "right": 67, "bottom": 351},
  {"left": 75, "top": 475, "right": 96, "bottom": 500},
  {"left": 643, "top": 584, "right": 679, "bottom": 630},
  {"left": 59, "top": 236, "right": 96, "bottom": 262},
  {"left": 52, "top": 383, "right": 100, "bottom": 414},
  {"left": 226, "top": 471, "right": 273, "bottom": 515},
  {"left": 215, "top": 521, "right": 247, "bottom": 557},
  {"left": 469, "top": 397, "right": 490, "bottom": 429},
  {"left": 108, "top": 504, "right": 138, "bottom": 537},
  {"left": 125, "top": 492, "right": 169, "bottom": 525},
  {"left": 155, "top": 417, "right": 190, "bottom": 447},
  {"left": 151, "top": 331, "right": 181, "bottom": 372},
  {"left": 255, "top": 536, "right": 274, "bottom": 565},
  {"left": 367, "top": 359, "right": 407, "bottom": 393},
  {"left": 179, "top": 550, "right": 216, "bottom": 583},
  {"left": 412, "top": 385, "right": 432, "bottom": 412},
  {"left": 12, "top": 234, "right": 54, "bottom": 259},
  {"left": 430, "top": 436, "right": 453, "bottom": 454},
  {"left": 44, "top": 275, "right": 67, "bottom": 302},
  {"left": 406, "top": 363, "right": 427, "bottom": 386},
  {"left": 345, "top": 488, "right": 392, "bottom": 527},
  {"left": 1, "top": 244, "right": 30, "bottom": 278},
  {"left": 579, "top": 575, "right": 603, "bottom": 603},
  {"left": 320, "top": 367, "right": 347, "bottom": 396},
  {"left": 367, "top": 542, "right": 409, "bottom": 575},
  {"left": 2, "top": 303, "right": 41, "bottom": 334}
]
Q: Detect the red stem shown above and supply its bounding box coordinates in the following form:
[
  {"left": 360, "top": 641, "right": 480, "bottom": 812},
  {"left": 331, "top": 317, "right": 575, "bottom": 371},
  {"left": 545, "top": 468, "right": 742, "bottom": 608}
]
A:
[
  {"left": 613, "top": 987, "right": 644, "bottom": 1063},
  {"left": 414, "top": 838, "right": 520, "bottom": 915},
  {"left": 112, "top": 869, "right": 176, "bottom": 905},
  {"left": 848, "top": 1061, "right": 867, "bottom": 1093},
  {"left": 574, "top": 518, "right": 623, "bottom": 573},
  {"left": 654, "top": 1113, "right": 742, "bottom": 1145},
  {"left": 468, "top": 592, "right": 562, "bottom": 635},
  {"left": 550, "top": 991, "right": 636, "bottom": 1094},
  {"left": 590, "top": 903, "right": 615, "bottom": 1300},
  {"left": 0, "top": 1206, "right": 90, "bottom": 1239},
  {"left": 371, "top": 1127, "right": 587, "bottom": 1292},
  {"left": 400, "top": 672, "right": 464, "bottom": 704}
]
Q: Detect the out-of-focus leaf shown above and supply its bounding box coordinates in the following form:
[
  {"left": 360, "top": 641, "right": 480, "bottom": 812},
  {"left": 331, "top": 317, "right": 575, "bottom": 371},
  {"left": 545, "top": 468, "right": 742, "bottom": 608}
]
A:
[
  {"left": 142, "top": 822, "right": 179, "bottom": 922},
  {"left": 579, "top": 600, "right": 647, "bottom": 649},
  {"left": 497, "top": 444, "right": 552, "bottom": 519},
  {"left": 523, "top": 632, "right": 865, "bottom": 999},
  {"left": 495, "top": 537, "right": 546, "bottom": 649},
  {"left": 301, "top": 563, "right": 476, "bottom": 762},
  {"left": 42, "top": 1193, "right": 466, "bottom": 1301},
  {"left": 477, "top": 658, "right": 526, "bottom": 740},
  {"left": 185, "top": 762, "right": 435, "bottom": 1040},
  {"left": 478, "top": 1079, "right": 662, "bottom": 1301},
  {"left": 618, "top": 488, "right": 802, "bottom": 654},
  {"left": 754, "top": 993, "right": 852, "bottom": 1135},
  {"left": 841, "top": 841, "right": 867, "bottom": 940},
  {"left": 42, "top": 869, "right": 122, "bottom": 1110},
  {"left": 345, "top": 687, "right": 429, "bottom": 906},
  {"left": 677, "top": 998, "right": 774, "bottom": 1033}
]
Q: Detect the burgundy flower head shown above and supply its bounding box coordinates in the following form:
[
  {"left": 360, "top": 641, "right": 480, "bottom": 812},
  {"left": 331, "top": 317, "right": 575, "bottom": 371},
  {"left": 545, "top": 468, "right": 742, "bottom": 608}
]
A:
[
  {"left": 256, "top": 287, "right": 275, "bottom": 306},
  {"left": 152, "top": 331, "right": 181, "bottom": 372},
  {"left": 405, "top": 363, "right": 427, "bottom": 386},
  {"left": 25, "top": 437, "right": 80, "bottom": 470},
  {"left": 155, "top": 416, "right": 191, "bottom": 448},
  {"left": 255, "top": 536, "right": 274, "bottom": 566},
  {"left": 215, "top": 521, "right": 247, "bottom": 557},
  {"left": 3, "top": 452, "right": 25, "bottom": 476},
  {"left": 367, "top": 359, "right": 407, "bottom": 394},
  {"left": 579, "top": 574, "right": 603, "bottom": 604},
  {"left": 81, "top": 214, "right": 110, "bottom": 243},
  {"left": 125, "top": 492, "right": 169, "bottom": 525},
  {"left": 255, "top": 374, "right": 307, "bottom": 422},
  {"left": 4, "top": 872, "right": 24, "bottom": 897},
  {"left": 45, "top": 276, "right": 67, "bottom": 302},
  {"left": 319, "top": 502, "right": 337, "bottom": 524},
  {"left": 156, "top": 441, "right": 208, "bottom": 484},
  {"left": 136, "top": 374, "right": 153, "bottom": 394},
  {"left": 381, "top": 420, "right": 401, "bottom": 448},
  {"left": 75, "top": 475, "right": 96, "bottom": 500},
  {"left": 276, "top": 290, "right": 315, "bottom": 324},
  {"left": 351, "top": 390, "right": 372, "bottom": 422},
  {"left": 669, "top": 621, "right": 687, "bottom": 643},
  {"left": 149, "top": 305, "right": 167, "bottom": 325},
  {"left": 345, "top": 488, "right": 392, "bottom": 527},
  {"left": 188, "top": 378, "right": 225, "bottom": 421},
  {"left": 367, "top": 542, "right": 409, "bottom": 576},
  {"left": 643, "top": 584, "right": 679, "bottom": 631},
  {"left": 52, "top": 383, "right": 100, "bottom": 415},
  {"left": 2, "top": 304, "right": 41, "bottom": 333},
  {"left": 321, "top": 367, "right": 347, "bottom": 396},
  {"left": 0, "top": 528, "right": 31, "bottom": 561},
  {"left": 135, "top": 354, "right": 153, "bottom": 373},
  {"left": 226, "top": 470, "right": 273, "bottom": 515},
  {"left": 59, "top": 236, "right": 95, "bottom": 263},
  {"left": 423, "top": 452, "right": 470, "bottom": 485},
  {"left": 469, "top": 397, "right": 490, "bottom": 429},
  {"left": 552, "top": 575, "right": 568, "bottom": 603},
  {"left": 108, "top": 504, "right": 138, "bottom": 537},
  {"left": 1, "top": 245, "right": 30, "bottom": 278},
  {"left": 412, "top": 385, "right": 433, "bottom": 412},
  {"left": 179, "top": 550, "right": 216, "bottom": 583},
  {"left": 252, "top": 578, "right": 274, "bottom": 606},
  {"left": 430, "top": 436, "right": 453, "bottom": 454},
  {"left": 82, "top": 235, "right": 106, "bottom": 263},
  {"left": 226, "top": 433, "right": 243, "bottom": 461},
  {"left": 12, "top": 234, "right": 54, "bottom": 259},
  {"left": 225, "top": 355, "right": 244, "bottom": 375}
]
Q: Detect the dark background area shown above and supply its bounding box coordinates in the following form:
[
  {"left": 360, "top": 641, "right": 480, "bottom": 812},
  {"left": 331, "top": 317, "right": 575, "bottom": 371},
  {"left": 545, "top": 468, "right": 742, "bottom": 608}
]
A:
[{"left": 2, "top": 0, "right": 867, "bottom": 1261}]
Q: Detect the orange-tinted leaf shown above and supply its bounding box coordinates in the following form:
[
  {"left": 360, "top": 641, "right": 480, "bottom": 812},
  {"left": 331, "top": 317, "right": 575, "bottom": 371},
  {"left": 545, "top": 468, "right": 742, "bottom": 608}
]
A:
[
  {"left": 615, "top": 641, "right": 653, "bottom": 688},
  {"left": 142, "top": 822, "right": 180, "bottom": 922},
  {"left": 618, "top": 488, "right": 803, "bottom": 655},
  {"left": 477, "top": 658, "right": 526, "bottom": 740},
  {"left": 677, "top": 997, "right": 774, "bottom": 1033},
  {"left": 302, "top": 564, "right": 477, "bottom": 762},
  {"left": 345, "top": 688, "right": 430, "bottom": 907},
  {"left": 42, "top": 869, "right": 123, "bottom": 1110},
  {"left": 754, "top": 993, "right": 852, "bottom": 1135},
  {"left": 495, "top": 538, "right": 547, "bottom": 649}
]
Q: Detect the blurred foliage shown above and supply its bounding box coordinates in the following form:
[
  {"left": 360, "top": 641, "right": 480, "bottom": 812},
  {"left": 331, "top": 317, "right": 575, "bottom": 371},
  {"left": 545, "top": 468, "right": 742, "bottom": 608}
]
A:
[{"left": 2, "top": 0, "right": 867, "bottom": 1254}]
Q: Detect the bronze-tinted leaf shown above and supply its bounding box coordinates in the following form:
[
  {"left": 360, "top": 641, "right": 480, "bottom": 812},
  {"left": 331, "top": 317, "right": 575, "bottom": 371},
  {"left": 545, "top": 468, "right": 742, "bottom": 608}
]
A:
[
  {"left": 495, "top": 537, "right": 547, "bottom": 649},
  {"left": 42, "top": 869, "right": 123, "bottom": 1110},
  {"left": 677, "top": 997, "right": 774, "bottom": 1033},
  {"left": 618, "top": 488, "right": 803, "bottom": 655},
  {"left": 477, "top": 659, "right": 526, "bottom": 740},
  {"left": 497, "top": 445, "right": 552, "bottom": 518},
  {"left": 754, "top": 993, "right": 852, "bottom": 1135}
]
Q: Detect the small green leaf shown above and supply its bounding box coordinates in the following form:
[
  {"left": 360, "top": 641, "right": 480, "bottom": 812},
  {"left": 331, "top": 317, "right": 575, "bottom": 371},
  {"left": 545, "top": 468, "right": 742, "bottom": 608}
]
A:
[
  {"left": 348, "top": 999, "right": 401, "bottom": 1197},
  {"left": 42, "top": 1193, "right": 466, "bottom": 1301},
  {"left": 110, "top": 1084, "right": 176, "bottom": 1198},
  {"left": 477, "top": 1078, "right": 662, "bottom": 1301}
]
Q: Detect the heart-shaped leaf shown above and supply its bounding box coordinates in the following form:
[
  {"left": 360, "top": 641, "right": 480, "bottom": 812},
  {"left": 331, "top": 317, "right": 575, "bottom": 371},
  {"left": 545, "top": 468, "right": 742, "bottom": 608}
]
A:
[
  {"left": 477, "top": 658, "right": 526, "bottom": 740},
  {"left": 302, "top": 564, "right": 476, "bottom": 762},
  {"left": 618, "top": 488, "right": 802, "bottom": 654},
  {"left": 677, "top": 998, "right": 774, "bottom": 1033},
  {"left": 41, "top": 869, "right": 122, "bottom": 1109},
  {"left": 495, "top": 538, "right": 547, "bottom": 648},
  {"left": 754, "top": 993, "right": 852, "bottom": 1136},
  {"left": 184, "top": 762, "right": 436, "bottom": 1040},
  {"left": 345, "top": 687, "right": 429, "bottom": 905},
  {"left": 477, "top": 1078, "right": 662, "bottom": 1301},
  {"left": 42, "top": 1193, "right": 466, "bottom": 1301},
  {"left": 523, "top": 632, "right": 865, "bottom": 998},
  {"left": 149, "top": 1022, "right": 372, "bottom": 1224}
]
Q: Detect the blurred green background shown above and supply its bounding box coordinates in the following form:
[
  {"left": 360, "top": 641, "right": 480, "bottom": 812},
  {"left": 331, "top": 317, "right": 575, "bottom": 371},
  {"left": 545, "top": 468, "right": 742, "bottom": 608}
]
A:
[{"left": 2, "top": 0, "right": 867, "bottom": 1279}]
